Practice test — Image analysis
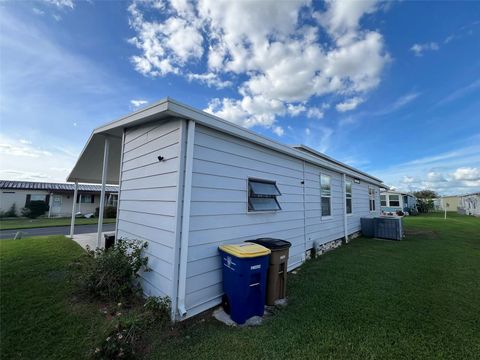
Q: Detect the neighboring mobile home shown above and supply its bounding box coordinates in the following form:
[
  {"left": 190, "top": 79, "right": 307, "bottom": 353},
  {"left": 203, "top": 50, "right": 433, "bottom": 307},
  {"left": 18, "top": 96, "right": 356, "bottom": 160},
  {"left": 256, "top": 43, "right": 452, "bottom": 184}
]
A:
[
  {"left": 0, "top": 180, "right": 118, "bottom": 217},
  {"left": 436, "top": 195, "right": 461, "bottom": 212},
  {"left": 380, "top": 190, "right": 416, "bottom": 214},
  {"left": 458, "top": 193, "right": 479, "bottom": 216},
  {"left": 67, "top": 98, "right": 384, "bottom": 320}
]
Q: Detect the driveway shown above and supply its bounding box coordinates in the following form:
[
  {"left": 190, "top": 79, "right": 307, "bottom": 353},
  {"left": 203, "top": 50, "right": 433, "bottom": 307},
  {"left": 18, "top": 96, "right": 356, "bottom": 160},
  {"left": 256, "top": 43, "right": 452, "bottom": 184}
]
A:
[{"left": 0, "top": 223, "right": 116, "bottom": 240}]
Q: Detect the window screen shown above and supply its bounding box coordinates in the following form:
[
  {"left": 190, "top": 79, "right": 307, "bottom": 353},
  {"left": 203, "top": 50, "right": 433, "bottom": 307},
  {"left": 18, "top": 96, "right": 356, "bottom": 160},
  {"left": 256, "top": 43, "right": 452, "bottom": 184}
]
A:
[
  {"left": 389, "top": 194, "right": 400, "bottom": 207},
  {"left": 369, "top": 188, "right": 376, "bottom": 211},
  {"left": 380, "top": 195, "right": 387, "bottom": 206},
  {"left": 320, "top": 174, "right": 331, "bottom": 217},
  {"left": 248, "top": 179, "right": 281, "bottom": 211},
  {"left": 345, "top": 181, "right": 352, "bottom": 214},
  {"left": 31, "top": 194, "right": 47, "bottom": 201}
]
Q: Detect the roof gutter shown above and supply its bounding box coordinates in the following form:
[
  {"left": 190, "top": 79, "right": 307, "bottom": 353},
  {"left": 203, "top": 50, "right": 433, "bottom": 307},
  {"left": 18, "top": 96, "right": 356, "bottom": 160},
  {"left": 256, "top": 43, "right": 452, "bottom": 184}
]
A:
[{"left": 177, "top": 119, "right": 195, "bottom": 318}]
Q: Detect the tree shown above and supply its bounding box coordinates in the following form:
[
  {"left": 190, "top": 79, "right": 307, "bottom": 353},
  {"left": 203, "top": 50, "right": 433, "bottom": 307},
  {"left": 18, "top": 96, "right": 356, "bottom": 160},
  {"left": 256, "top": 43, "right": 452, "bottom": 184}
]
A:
[
  {"left": 413, "top": 190, "right": 438, "bottom": 213},
  {"left": 413, "top": 190, "right": 438, "bottom": 200}
]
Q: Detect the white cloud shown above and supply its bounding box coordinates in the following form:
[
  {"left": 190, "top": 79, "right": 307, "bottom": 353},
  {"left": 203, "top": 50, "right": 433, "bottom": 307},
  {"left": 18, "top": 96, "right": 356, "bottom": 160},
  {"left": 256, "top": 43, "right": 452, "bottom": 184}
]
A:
[
  {"left": 0, "top": 137, "right": 52, "bottom": 158},
  {"left": 410, "top": 42, "right": 439, "bottom": 56},
  {"left": 0, "top": 135, "right": 76, "bottom": 182},
  {"left": 392, "top": 92, "right": 420, "bottom": 109},
  {"left": 336, "top": 97, "right": 364, "bottom": 112},
  {"left": 306, "top": 107, "right": 324, "bottom": 119},
  {"left": 451, "top": 167, "right": 480, "bottom": 181},
  {"left": 128, "top": 0, "right": 389, "bottom": 134},
  {"left": 130, "top": 99, "right": 148, "bottom": 108},
  {"left": 33, "top": 8, "right": 46, "bottom": 16},
  {"left": 44, "top": 0, "right": 75, "bottom": 9},
  {"left": 272, "top": 126, "right": 285, "bottom": 137},
  {"left": 426, "top": 171, "right": 447, "bottom": 182},
  {"left": 434, "top": 78, "right": 480, "bottom": 108},
  {"left": 186, "top": 73, "right": 232, "bottom": 89},
  {"left": 287, "top": 104, "right": 307, "bottom": 117},
  {"left": 372, "top": 142, "right": 480, "bottom": 195}
]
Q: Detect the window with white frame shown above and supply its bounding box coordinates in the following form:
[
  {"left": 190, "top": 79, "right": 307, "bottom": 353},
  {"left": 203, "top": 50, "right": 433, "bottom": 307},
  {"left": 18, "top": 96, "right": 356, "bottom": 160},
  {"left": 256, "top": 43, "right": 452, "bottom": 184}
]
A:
[
  {"left": 369, "top": 188, "right": 376, "bottom": 211},
  {"left": 248, "top": 179, "right": 281, "bottom": 212},
  {"left": 380, "top": 194, "right": 387, "bottom": 207},
  {"left": 320, "top": 174, "right": 331, "bottom": 217},
  {"left": 345, "top": 180, "right": 352, "bottom": 214},
  {"left": 389, "top": 194, "right": 400, "bottom": 207}
]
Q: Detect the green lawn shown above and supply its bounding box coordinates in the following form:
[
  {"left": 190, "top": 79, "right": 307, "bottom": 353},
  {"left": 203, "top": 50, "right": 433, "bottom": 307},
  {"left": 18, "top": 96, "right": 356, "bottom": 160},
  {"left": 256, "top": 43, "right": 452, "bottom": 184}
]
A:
[
  {"left": 1, "top": 213, "right": 479, "bottom": 359},
  {"left": 0, "top": 236, "right": 107, "bottom": 360},
  {"left": 0, "top": 217, "right": 116, "bottom": 230}
]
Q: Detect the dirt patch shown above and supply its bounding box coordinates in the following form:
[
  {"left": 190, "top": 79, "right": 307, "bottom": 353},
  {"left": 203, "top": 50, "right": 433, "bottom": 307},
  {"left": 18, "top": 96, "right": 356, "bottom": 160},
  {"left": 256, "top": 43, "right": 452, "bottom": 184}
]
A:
[{"left": 404, "top": 229, "right": 438, "bottom": 239}]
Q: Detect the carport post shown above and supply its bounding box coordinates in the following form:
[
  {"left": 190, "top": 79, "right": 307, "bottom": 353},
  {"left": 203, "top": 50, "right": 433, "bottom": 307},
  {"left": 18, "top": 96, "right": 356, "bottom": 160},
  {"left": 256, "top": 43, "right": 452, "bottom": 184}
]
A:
[
  {"left": 97, "top": 136, "right": 110, "bottom": 248},
  {"left": 70, "top": 181, "right": 78, "bottom": 238}
]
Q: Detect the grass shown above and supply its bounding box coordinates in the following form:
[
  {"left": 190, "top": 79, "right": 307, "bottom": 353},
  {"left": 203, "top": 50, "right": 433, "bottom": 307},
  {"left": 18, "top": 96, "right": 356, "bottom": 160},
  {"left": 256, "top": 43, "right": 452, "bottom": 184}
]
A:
[
  {"left": 0, "top": 217, "right": 116, "bottom": 230},
  {"left": 0, "top": 236, "right": 107, "bottom": 360},
  {"left": 1, "top": 213, "right": 479, "bottom": 359}
]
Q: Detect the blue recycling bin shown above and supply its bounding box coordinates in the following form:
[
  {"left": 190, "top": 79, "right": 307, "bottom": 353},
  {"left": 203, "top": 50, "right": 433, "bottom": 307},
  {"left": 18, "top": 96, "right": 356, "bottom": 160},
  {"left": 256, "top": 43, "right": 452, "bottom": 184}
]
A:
[{"left": 219, "top": 243, "right": 271, "bottom": 324}]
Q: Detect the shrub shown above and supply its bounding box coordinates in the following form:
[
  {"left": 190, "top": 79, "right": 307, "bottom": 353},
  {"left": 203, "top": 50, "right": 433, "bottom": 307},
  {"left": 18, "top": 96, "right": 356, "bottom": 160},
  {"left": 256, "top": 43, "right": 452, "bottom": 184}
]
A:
[
  {"left": 94, "top": 206, "right": 117, "bottom": 218},
  {"left": 75, "top": 239, "right": 150, "bottom": 301},
  {"left": 4, "top": 204, "right": 17, "bottom": 217},
  {"left": 21, "top": 201, "right": 49, "bottom": 219},
  {"left": 93, "top": 297, "right": 170, "bottom": 359},
  {"left": 105, "top": 206, "right": 117, "bottom": 218},
  {"left": 396, "top": 210, "right": 405, "bottom": 216},
  {"left": 143, "top": 296, "right": 171, "bottom": 324}
]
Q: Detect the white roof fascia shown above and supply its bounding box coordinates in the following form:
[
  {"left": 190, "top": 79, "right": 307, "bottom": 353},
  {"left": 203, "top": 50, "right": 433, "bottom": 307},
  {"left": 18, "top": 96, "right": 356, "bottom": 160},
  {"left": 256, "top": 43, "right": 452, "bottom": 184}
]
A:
[{"left": 68, "top": 98, "right": 384, "bottom": 186}]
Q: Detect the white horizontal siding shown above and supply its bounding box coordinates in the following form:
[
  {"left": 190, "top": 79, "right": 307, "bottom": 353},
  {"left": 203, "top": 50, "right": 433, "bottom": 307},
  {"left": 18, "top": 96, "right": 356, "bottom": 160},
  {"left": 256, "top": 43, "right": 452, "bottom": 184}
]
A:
[
  {"left": 185, "top": 125, "right": 306, "bottom": 317},
  {"left": 183, "top": 125, "right": 382, "bottom": 318},
  {"left": 117, "top": 119, "right": 182, "bottom": 299}
]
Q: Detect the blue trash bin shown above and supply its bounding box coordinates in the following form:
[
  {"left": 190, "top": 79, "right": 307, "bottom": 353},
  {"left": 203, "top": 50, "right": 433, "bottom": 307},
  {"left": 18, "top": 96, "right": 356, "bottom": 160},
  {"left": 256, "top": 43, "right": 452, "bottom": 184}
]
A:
[{"left": 219, "top": 243, "right": 271, "bottom": 324}]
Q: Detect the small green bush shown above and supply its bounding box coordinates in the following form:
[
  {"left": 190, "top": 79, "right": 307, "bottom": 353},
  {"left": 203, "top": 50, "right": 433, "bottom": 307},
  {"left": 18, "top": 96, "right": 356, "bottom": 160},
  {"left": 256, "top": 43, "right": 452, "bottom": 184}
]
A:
[
  {"left": 4, "top": 204, "right": 17, "bottom": 217},
  {"left": 21, "top": 201, "right": 49, "bottom": 219},
  {"left": 94, "top": 206, "right": 117, "bottom": 218},
  {"left": 75, "top": 239, "right": 150, "bottom": 301},
  {"left": 93, "top": 297, "right": 171, "bottom": 359},
  {"left": 105, "top": 206, "right": 117, "bottom": 218}
]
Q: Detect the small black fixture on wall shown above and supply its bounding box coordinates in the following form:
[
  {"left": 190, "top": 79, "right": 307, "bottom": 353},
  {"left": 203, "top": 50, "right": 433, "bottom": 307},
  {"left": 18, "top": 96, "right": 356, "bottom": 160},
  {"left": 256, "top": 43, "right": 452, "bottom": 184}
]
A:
[{"left": 157, "top": 155, "right": 164, "bottom": 162}]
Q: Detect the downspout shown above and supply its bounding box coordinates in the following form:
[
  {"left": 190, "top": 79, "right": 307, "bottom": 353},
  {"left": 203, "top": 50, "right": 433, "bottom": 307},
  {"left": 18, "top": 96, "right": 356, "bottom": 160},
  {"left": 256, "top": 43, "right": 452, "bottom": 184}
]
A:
[
  {"left": 302, "top": 161, "right": 307, "bottom": 259},
  {"left": 114, "top": 129, "right": 126, "bottom": 241},
  {"left": 342, "top": 173, "right": 348, "bottom": 242},
  {"left": 177, "top": 120, "right": 196, "bottom": 317}
]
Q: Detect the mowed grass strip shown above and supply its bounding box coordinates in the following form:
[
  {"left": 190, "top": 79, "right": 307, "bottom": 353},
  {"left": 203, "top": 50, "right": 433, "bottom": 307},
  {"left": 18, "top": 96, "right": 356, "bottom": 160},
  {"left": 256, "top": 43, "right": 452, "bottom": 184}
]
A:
[{"left": 0, "top": 217, "right": 116, "bottom": 230}]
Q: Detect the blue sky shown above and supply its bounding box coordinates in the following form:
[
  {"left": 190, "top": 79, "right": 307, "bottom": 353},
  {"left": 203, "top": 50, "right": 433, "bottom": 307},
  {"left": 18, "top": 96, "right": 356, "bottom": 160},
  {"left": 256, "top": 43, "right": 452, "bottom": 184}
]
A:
[{"left": 0, "top": 0, "right": 479, "bottom": 195}]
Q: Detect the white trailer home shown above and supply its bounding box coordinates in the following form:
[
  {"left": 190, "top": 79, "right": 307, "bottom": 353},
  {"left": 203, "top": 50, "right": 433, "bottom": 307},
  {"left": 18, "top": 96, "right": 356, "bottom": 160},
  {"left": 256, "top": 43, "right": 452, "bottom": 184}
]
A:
[
  {"left": 67, "top": 98, "right": 384, "bottom": 320},
  {"left": 0, "top": 180, "right": 118, "bottom": 217}
]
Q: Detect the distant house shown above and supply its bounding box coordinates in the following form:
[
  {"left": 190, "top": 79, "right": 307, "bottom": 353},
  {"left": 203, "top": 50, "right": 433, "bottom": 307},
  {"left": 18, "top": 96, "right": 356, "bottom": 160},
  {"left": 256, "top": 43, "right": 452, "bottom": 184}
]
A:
[
  {"left": 380, "top": 190, "right": 417, "bottom": 214},
  {"left": 67, "top": 98, "right": 385, "bottom": 320},
  {"left": 0, "top": 180, "right": 118, "bottom": 217},
  {"left": 436, "top": 195, "right": 461, "bottom": 212},
  {"left": 458, "top": 193, "right": 479, "bottom": 216}
]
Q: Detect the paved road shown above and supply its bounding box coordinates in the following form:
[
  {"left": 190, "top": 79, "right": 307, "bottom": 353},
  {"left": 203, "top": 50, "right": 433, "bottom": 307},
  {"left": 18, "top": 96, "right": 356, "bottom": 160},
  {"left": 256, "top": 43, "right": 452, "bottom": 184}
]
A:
[{"left": 0, "top": 223, "right": 116, "bottom": 240}]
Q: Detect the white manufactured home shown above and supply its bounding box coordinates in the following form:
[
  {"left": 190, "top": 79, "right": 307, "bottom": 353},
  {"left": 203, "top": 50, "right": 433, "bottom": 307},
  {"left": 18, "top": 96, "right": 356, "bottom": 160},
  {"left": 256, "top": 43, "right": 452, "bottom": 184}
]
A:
[
  {"left": 68, "top": 98, "right": 384, "bottom": 320},
  {"left": 0, "top": 180, "right": 118, "bottom": 217}
]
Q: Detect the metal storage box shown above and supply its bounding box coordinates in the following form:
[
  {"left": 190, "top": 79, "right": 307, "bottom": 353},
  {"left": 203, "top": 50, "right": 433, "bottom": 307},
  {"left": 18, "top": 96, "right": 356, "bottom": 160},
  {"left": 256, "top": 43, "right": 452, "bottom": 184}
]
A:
[
  {"left": 360, "top": 218, "right": 375, "bottom": 238},
  {"left": 374, "top": 217, "right": 403, "bottom": 240}
]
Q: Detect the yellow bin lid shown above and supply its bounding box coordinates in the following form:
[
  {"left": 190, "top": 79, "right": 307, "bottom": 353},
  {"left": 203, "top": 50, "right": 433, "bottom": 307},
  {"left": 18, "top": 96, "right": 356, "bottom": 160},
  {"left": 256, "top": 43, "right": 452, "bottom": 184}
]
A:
[{"left": 219, "top": 243, "right": 271, "bottom": 258}]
